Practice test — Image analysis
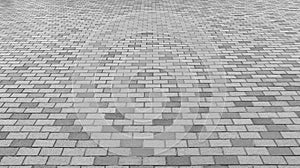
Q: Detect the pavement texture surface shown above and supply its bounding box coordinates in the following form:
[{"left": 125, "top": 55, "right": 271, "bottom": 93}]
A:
[{"left": 0, "top": 0, "right": 300, "bottom": 167}]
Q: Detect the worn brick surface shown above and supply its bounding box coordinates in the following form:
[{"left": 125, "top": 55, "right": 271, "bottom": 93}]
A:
[{"left": 0, "top": 0, "right": 300, "bottom": 167}]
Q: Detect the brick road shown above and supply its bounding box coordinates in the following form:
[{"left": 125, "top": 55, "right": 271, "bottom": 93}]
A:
[{"left": 0, "top": 0, "right": 300, "bottom": 167}]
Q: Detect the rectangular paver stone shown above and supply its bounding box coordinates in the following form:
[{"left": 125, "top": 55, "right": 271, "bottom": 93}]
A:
[
  {"left": 215, "top": 156, "right": 239, "bottom": 165},
  {"left": 94, "top": 156, "right": 118, "bottom": 166},
  {"left": 166, "top": 156, "right": 191, "bottom": 166}
]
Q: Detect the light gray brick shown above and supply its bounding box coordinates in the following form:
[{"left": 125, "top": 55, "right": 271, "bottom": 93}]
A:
[
  {"left": 70, "top": 157, "right": 94, "bottom": 165},
  {"left": 119, "top": 156, "right": 142, "bottom": 165},
  {"left": 47, "top": 156, "right": 71, "bottom": 165},
  {"left": 24, "top": 156, "right": 48, "bottom": 165},
  {"left": 0, "top": 156, "right": 24, "bottom": 165},
  {"left": 17, "top": 148, "right": 41, "bottom": 155},
  {"left": 143, "top": 157, "right": 166, "bottom": 165},
  {"left": 262, "top": 156, "right": 287, "bottom": 164},
  {"left": 191, "top": 156, "right": 214, "bottom": 165},
  {"left": 238, "top": 156, "right": 263, "bottom": 164}
]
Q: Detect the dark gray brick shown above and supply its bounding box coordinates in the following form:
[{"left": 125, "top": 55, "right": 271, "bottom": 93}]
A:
[
  {"left": 101, "top": 126, "right": 123, "bottom": 132},
  {"left": 54, "top": 119, "right": 75, "bottom": 126},
  {"left": 162, "top": 113, "right": 180, "bottom": 119},
  {"left": 152, "top": 119, "right": 173, "bottom": 126},
  {"left": 252, "top": 118, "right": 274, "bottom": 125},
  {"left": 196, "top": 92, "right": 213, "bottom": 97},
  {"left": 190, "top": 107, "right": 209, "bottom": 113},
  {"left": 268, "top": 147, "right": 293, "bottom": 155},
  {"left": 185, "top": 125, "right": 205, "bottom": 132},
  {"left": 11, "top": 114, "right": 31, "bottom": 119},
  {"left": 49, "top": 98, "right": 67, "bottom": 103},
  {"left": 0, "top": 148, "right": 18, "bottom": 155},
  {"left": 234, "top": 101, "right": 253, "bottom": 107},
  {"left": 260, "top": 132, "right": 283, "bottom": 139},
  {"left": 215, "top": 156, "right": 239, "bottom": 164},
  {"left": 76, "top": 93, "right": 95, "bottom": 98},
  {"left": 131, "top": 148, "right": 154, "bottom": 156},
  {"left": 20, "top": 102, "right": 39, "bottom": 108},
  {"left": 10, "top": 140, "right": 34, "bottom": 147},
  {"left": 67, "top": 114, "right": 86, "bottom": 119},
  {"left": 166, "top": 156, "right": 191, "bottom": 166},
  {"left": 232, "top": 139, "right": 254, "bottom": 147},
  {"left": 120, "top": 140, "right": 143, "bottom": 148},
  {"left": 60, "top": 126, "right": 83, "bottom": 132},
  {"left": 0, "top": 132, "right": 8, "bottom": 139},
  {"left": 43, "top": 108, "right": 62, "bottom": 113},
  {"left": 164, "top": 102, "right": 181, "bottom": 108},
  {"left": 105, "top": 113, "right": 124, "bottom": 120},
  {"left": 266, "top": 125, "right": 289, "bottom": 131},
  {"left": 94, "top": 156, "right": 118, "bottom": 165},
  {"left": 68, "top": 132, "right": 90, "bottom": 140},
  {"left": 257, "top": 96, "right": 276, "bottom": 101},
  {"left": 221, "top": 113, "right": 241, "bottom": 119}
]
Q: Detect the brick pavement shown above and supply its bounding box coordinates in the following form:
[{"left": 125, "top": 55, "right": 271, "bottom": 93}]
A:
[{"left": 0, "top": 0, "right": 300, "bottom": 167}]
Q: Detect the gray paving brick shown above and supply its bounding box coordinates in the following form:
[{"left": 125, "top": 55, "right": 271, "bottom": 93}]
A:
[
  {"left": 162, "top": 113, "right": 179, "bottom": 119},
  {"left": 120, "top": 140, "right": 143, "bottom": 148},
  {"left": 62, "top": 148, "right": 85, "bottom": 156},
  {"left": 252, "top": 119, "right": 274, "bottom": 125},
  {"left": 94, "top": 156, "right": 118, "bottom": 165},
  {"left": 54, "top": 119, "right": 75, "bottom": 126},
  {"left": 232, "top": 139, "right": 254, "bottom": 147},
  {"left": 245, "top": 147, "right": 269, "bottom": 155},
  {"left": 10, "top": 140, "right": 34, "bottom": 147},
  {"left": 260, "top": 132, "right": 283, "bottom": 139},
  {"left": 200, "top": 148, "right": 223, "bottom": 155},
  {"left": 131, "top": 148, "right": 154, "bottom": 156},
  {"left": 152, "top": 119, "right": 173, "bottom": 126},
  {"left": 101, "top": 126, "right": 123, "bottom": 133},
  {"left": 0, "top": 156, "right": 24, "bottom": 165},
  {"left": 60, "top": 126, "right": 82, "bottom": 132},
  {"left": 17, "top": 148, "right": 41, "bottom": 155},
  {"left": 70, "top": 157, "right": 94, "bottom": 165},
  {"left": 68, "top": 133, "right": 90, "bottom": 140},
  {"left": 154, "top": 133, "right": 175, "bottom": 140},
  {"left": 40, "top": 148, "right": 63, "bottom": 156},
  {"left": 104, "top": 113, "right": 124, "bottom": 120},
  {"left": 85, "top": 148, "right": 107, "bottom": 156},
  {"left": 215, "top": 156, "right": 239, "bottom": 165},
  {"left": 185, "top": 125, "right": 205, "bottom": 132},
  {"left": 268, "top": 147, "right": 293, "bottom": 155},
  {"left": 266, "top": 125, "right": 289, "bottom": 131},
  {"left": 33, "top": 140, "right": 55, "bottom": 147},
  {"left": 119, "top": 156, "right": 142, "bottom": 165},
  {"left": 234, "top": 101, "right": 253, "bottom": 107},
  {"left": 285, "top": 156, "right": 300, "bottom": 165},
  {"left": 238, "top": 156, "right": 263, "bottom": 165},
  {"left": 261, "top": 156, "right": 287, "bottom": 164},
  {"left": 0, "top": 148, "right": 18, "bottom": 155},
  {"left": 166, "top": 156, "right": 191, "bottom": 166},
  {"left": 221, "top": 113, "right": 241, "bottom": 119},
  {"left": 54, "top": 140, "right": 76, "bottom": 147},
  {"left": 24, "top": 156, "right": 48, "bottom": 165},
  {"left": 143, "top": 157, "right": 166, "bottom": 165},
  {"left": 191, "top": 156, "right": 215, "bottom": 165},
  {"left": 47, "top": 156, "right": 71, "bottom": 165}
]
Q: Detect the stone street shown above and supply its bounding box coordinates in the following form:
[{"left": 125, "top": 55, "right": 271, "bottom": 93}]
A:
[{"left": 0, "top": 0, "right": 300, "bottom": 167}]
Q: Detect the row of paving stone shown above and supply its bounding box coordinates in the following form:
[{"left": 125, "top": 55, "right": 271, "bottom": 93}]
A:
[{"left": 1, "top": 155, "right": 300, "bottom": 165}]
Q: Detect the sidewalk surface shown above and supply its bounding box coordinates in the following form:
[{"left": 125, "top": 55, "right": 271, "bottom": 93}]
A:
[{"left": 0, "top": 0, "right": 300, "bottom": 167}]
